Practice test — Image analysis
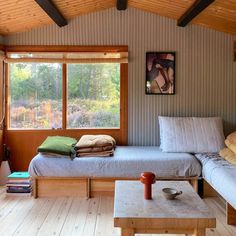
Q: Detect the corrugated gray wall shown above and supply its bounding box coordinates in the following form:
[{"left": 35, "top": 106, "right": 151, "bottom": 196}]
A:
[{"left": 5, "top": 7, "right": 236, "bottom": 145}]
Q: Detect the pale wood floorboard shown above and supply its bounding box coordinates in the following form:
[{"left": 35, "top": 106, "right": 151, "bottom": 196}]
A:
[{"left": 0, "top": 187, "right": 235, "bottom": 236}]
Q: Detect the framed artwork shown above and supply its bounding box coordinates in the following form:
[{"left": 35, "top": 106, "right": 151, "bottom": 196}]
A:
[{"left": 146, "top": 52, "right": 175, "bottom": 95}]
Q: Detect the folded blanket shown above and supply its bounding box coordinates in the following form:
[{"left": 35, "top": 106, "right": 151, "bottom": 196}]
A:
[
  {"left": 78, "top": 150, "right": 114, "bottom": 157},
  {"left": 219, "top": 147, "right": 236, "bottom": 165},
  {"left": 227, "top": 131, "right": 236, "bottom": 145},
  {"left": 77, "top": 145, "right": 113, "bottom": 154},
  {"left": 225, "top": 139, "right": 236, "bottom": 154},
  {"left": 38, "top": 136, "right": 77, "bottom": 158},
  {"left": 75, "top": 135, "right": 116, "bottom": 149}
]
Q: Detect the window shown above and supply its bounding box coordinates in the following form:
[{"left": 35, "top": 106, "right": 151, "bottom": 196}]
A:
[
  {"left": 6, "top": 46, "right": 127, "bottom": 132},
  {"left": 9, "top": 63, "right": 62, "bottom": 129},
  {"left": 67, "top": 63, "right": 120, "bottom": 128}
]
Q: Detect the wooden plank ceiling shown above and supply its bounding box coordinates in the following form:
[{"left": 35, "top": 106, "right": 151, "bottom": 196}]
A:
[{"left": 0, "top": 0, "right": 235, "bottom": 35}]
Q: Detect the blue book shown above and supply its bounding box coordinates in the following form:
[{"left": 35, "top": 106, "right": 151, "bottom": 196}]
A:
[{"left": 8, "top": 172, "right": 30, "bottom": 179}]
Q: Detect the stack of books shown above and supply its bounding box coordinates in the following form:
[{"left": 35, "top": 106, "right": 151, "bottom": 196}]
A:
[{"left": 6, "top": 172, "right": 32, "bottom": 196}]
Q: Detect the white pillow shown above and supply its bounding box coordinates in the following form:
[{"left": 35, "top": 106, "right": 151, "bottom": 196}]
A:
[{"left": 159, "top": 116, "right": 225, "bottom": 153}]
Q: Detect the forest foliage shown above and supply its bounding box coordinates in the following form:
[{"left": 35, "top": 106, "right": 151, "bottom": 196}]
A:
[{"left": 10, "top": 63, "right": 120, "bottom": 129}]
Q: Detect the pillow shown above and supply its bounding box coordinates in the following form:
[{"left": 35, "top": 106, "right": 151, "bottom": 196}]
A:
[
  {"left": 38, "top": 136, "right": 77, "bottom": 157},
  {"left": 219, "top": 148, "right": 236, "bottom": 165},
  {"left": 159, "top": 116, "right": 225, "bottom": 153},
  {"left": 227, "top": 131, "right": 236, "bottom": 145},
  {"left": 225, "top": 139, "right": 236, "bottom": 154}
]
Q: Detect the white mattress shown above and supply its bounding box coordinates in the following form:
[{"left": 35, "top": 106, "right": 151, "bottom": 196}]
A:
[
  {"left": 29, "top": 146, "right": 201, "bottom": 178},
  {"left": 196, "top": 153, "right": 236, "bottom": 209}
]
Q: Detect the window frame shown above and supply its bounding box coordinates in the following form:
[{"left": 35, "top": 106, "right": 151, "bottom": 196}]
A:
[{"left": 5, "top": 45, "right": 128, "bottom": 145}]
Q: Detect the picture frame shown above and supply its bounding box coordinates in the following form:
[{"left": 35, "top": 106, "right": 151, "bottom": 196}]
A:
[{"left": 146, "top": 52, "right": 175, "bottom": 95}]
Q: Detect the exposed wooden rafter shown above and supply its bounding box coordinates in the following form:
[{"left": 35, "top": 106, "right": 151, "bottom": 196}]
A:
[
  {"left": 34, "top": 0, "right": 68, "bottom": 27},
  {"left": 177, "top": 0, "right": 215, "bottom": 27},
  {"left": 116, "top": 0, "right": 127, "bottom": 11}
]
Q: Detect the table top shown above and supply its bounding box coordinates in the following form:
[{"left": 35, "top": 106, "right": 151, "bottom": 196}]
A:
[{"left": 114, "top": 180, "right": 215, "bottom": 220}]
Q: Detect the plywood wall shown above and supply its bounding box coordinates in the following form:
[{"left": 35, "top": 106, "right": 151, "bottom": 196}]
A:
[
  {"left": 0, "top": 36, "right": 4, "bottom": 44},
  {"left": 4, "top": 7, "right": 236, "bottom": 146}
]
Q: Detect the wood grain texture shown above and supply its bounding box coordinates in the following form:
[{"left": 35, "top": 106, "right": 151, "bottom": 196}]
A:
[
  {"left": 0, "top": 1, "right": 235, "bottom": 35},
  {"left": 34, "top": 177, "right": 89, "bottom": 198},
  {"left": 114, "top": 181, "right": 216, "bottom": 235},
  {"left": 227, "top": 203, "right": 236, "bottom": 225},
  {"left": 203, "top": 180, "right": 218, "bottom": 198},
  {"left": 177, "top": 0, "right": 215, "bottom": 27},
  {"left": 234, "top": 40, "right": 236, "bottom": 62},
  {"left": 34, "top": 0, "right": 68, "bottom": 27},
  {"left": 33, "top": 176, "right": 199, "bottom": 198},
  {"left": 203, "top": 180, "right": 236, "bottom": 226},
  {"left": 0, "top": 186, "right": 235, "bottom": 236}
]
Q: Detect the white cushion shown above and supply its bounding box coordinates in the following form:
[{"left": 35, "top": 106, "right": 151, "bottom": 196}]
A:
[{"left": 159, "top": 116, "right": 225, "bottom": 153}]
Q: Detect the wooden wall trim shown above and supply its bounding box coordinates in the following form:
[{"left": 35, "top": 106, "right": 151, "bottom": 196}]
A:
[
  {"left": 4, "top": 45, "right": 128, "bottom": 53},
  {"left": 234, "top": 41, "right": 236, "bottom": 62},
  {"left": 120, "top": 63, "right": 128, "bottom": 145},
  {"left": 62, "top": 64, "right": 67, "bottom": 130}
]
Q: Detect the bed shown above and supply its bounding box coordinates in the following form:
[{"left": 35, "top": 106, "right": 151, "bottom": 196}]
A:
[{"left": 29, "top": 146, "right": 201, "bottom": 198}]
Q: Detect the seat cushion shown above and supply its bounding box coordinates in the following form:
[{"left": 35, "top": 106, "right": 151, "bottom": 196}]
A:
[
  {"left": 29, "top": 146, "right": 201, "bottom": 178},
  {"left": 195, "top": 153, "right": 236, "bottom": 209}
]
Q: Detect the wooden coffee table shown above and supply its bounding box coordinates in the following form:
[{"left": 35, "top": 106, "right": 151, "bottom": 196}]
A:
[{"left": 114, "top": 181, "right": 216, "bottom": 236}]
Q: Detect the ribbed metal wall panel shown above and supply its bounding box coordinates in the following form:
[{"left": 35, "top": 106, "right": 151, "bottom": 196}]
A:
[{"left": 5, "top": 7, "right": 236, "bottom": 145}]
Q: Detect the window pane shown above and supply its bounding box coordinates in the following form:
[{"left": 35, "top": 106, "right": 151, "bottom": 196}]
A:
[
  {"left": 9, "top": 63, "right": 62, "bottom": 129},
  {"left": 67, "top": 64, "right": 120, "bottom": 128}
]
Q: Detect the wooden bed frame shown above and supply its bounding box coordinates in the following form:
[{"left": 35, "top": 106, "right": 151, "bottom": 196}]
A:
[
  {"left": 203, "top": 180, "right": 236, "bottom": 225},
  {"left": 32, "top": 177, "right": 236, "bottom": 225},
  {"left": 33, "top": 176, "right": 199, "bottom": 198}
]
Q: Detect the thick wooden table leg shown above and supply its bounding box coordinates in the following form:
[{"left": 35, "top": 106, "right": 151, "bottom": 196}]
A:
[
  {"left": 190, "top": 179, "right": 198, "bottom": 193},
  {"left": 193, "top": 228, "right": 205, "bottom": 236},
  {"left": 121, "top": 228, "right": 135, "bottom": 236},
  {"left": 227, "top": 202, "right": 236, "bottom": 225}
]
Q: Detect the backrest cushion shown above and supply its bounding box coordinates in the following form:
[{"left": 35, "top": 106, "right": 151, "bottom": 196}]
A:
[{"left": 159, "top": 116, "right": 225, "bottom": 153}]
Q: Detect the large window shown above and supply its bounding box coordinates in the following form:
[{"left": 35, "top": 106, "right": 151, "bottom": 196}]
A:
[
  {"left": 67, "top": 63, "right": 120, "bottom": 128},
  {"left": 9, "top": 63, "right": 62, "bottom": 129},
  {"left": 6, "top": 47, "right": 127, "bottom": 136}
]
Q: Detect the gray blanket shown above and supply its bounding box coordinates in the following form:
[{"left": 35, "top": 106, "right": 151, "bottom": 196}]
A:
[{"left": 29, "top": 146, "right": 201, "bottom": 178}]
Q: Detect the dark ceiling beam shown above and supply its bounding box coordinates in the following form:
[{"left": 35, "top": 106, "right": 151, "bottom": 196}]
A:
[
  {"left": 117, "top": 0, "right": 127, "bottom": 11},
  {"left": 34, "top": 0, "right": 67, "bottom": 27},
  {"left": 177, "top": 0, "right": 215, "bottom": 27}
]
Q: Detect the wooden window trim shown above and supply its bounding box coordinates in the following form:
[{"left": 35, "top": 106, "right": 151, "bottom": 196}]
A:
[
  {"left": 4, "top": 45, "right": 128, "bottom": 53},
  {"left": 5, "top": 45, "right": 128, "bottom": 146}
]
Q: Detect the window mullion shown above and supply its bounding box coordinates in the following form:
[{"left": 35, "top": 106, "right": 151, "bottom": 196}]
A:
[{"left": 62, "top": 63, "right": 67, "bottom": 130}]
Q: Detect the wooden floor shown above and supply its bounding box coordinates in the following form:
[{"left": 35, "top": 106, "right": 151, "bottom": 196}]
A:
[{"left": 0, "top": 187, "right": 236, "bottom": 236}]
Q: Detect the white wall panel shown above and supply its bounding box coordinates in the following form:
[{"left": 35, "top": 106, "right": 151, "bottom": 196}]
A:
[{"left": 5, "top": 7, "right": 236, "bottom": 145}]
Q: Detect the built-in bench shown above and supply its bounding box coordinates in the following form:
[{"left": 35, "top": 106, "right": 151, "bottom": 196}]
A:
[
  {"left": 196, "top": 153, "right": 236, "bottom": 225},
  {"left": 29, "top": 146, "right": 201, "bottom": 198}
]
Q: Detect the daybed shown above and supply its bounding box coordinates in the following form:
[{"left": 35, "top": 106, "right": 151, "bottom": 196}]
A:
[
  {"left": 29, "top": 146, "right": 201, "bottom": 198},
  {"left": 196, "top": 153, "right": 236, "bottom": 225}
]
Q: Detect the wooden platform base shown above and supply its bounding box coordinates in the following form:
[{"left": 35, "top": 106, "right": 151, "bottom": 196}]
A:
[
  {"left": 33, "top": 176, "right": 199, "bottom": 198},
  {"left": 203, "top": 180, "right": 236, "bottom": 225},
  {"left": 227, "top": 203, "right": 236, "bottom": 225}
]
